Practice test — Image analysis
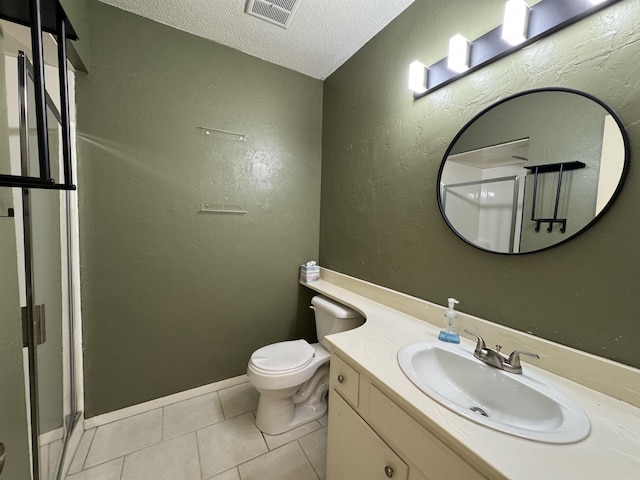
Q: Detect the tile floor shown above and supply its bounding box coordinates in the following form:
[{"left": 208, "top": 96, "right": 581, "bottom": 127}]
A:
[
  {"left": 65, "top": 382, "right": 328, "bottom": 480},
  {"left": 40, "top": 438, "right": 63, "bottom": 480}
]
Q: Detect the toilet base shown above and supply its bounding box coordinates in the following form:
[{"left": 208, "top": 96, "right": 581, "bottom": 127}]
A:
[
  {"left": 256, "top": 398, "right": 328, "bottom": 436},
  {"left": 255, "top": 365, "right": 330, "bottom": 435}
]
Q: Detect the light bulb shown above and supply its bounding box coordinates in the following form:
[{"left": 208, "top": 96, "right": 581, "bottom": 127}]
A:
[
  {"left": 448, "top": 34, "right": 470, "bottom": 73},
  {"left": 408, "top": 61, "right": 428, "bottom": 94},
  {"left": 502, "top": 0, "right": 529, "bottom": 46}
]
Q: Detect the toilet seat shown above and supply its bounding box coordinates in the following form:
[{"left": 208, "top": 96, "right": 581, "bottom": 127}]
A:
[
  {"left": 250, "top": 340, "right": 315, "bottom": 374},
  {"left": 247, "top": 342, "right": 330, "bottom": 391}
]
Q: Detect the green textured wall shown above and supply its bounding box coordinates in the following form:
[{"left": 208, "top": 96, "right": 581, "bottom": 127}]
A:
[
  {"left": 321, "top": 0, "right": 640, "bottom": 368},
  {"left": 78, "top": 1, "right": 322, "bottom": 417}
]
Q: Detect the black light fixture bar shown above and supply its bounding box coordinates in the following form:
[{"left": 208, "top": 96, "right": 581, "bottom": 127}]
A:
[{"left": 415, "top": 0, "right": 623, "bottom": 98}]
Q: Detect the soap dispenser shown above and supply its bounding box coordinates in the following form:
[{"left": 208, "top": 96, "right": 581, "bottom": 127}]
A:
[{"left": 438, "top": 298, "right": 460, "bottom": 344}]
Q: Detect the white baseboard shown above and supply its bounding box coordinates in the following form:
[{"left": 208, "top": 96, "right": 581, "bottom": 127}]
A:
[{"left": 84, "top": 374, "right": 249, "bottom": 430}]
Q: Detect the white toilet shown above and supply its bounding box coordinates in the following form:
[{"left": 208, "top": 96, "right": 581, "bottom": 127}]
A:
[{"left": 247, "top": 295, "right": 364, "bottom": 435}]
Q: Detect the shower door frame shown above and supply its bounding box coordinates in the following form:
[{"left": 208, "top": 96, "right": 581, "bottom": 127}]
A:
[
  {"left": 17, "top": 50, "right": 81, "bottom": 480},
  {"left": 442, "top": 175, "right": 521, "bottom": 253}
]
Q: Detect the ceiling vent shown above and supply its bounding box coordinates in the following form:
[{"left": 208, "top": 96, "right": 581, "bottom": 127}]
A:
[{"left": 245, "top": 0, "right": 302, "bottom": 28}]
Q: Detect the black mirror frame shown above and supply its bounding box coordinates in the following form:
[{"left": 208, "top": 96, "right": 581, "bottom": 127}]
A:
[{"left": 437, "top": 87, "right": 630, "bottom": 255}]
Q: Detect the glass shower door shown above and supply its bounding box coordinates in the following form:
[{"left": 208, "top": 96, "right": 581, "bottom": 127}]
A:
[
  {"left": 27, "top": 187, "right": 66, "bottom": 479},
  {"left": 18, "top": 49, "right": 73, "bottom": 480},
  {"left": 2, "top": 26, "right": 78, "bottom": 480}
]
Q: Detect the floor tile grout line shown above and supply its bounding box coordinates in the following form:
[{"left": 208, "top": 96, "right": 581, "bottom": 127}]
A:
[
  {"left": 87, "top": 385, "right": 245, "bottom": 432},
  {"left": 73, "top": 417, "right": 326, "bottom": 480},
  {"left": 213, "top": 391, "right": 225, "bottom": 424},
  {"left": 79, "top": 407, "right": 257, "bottom": 476},
  {"left": 297, "top": 438, "right": 322, "bottom": 480},
  {"left": 295, "top": 440, "right": 321, "bottom": 480},
  {"left": 79, "top": 427, "right": 97, "bottom": 472},
  {"left": 163, "top": 391, "right": 232, "bottom": 443},
  {"left": 195, "top": 427, "right": 206, "bottom": 480},
  {"left": 204, "top": 466, "right": 240, "bottom": 480},
  {"left": 118, "top": 455, "right": 125, "bottom": 480},
  {"left": 77, "top": 429, "right": 198, "bottom": 475},
  {"left": 262, "top": 420, "right": 323, "bottom": 451},
  {"left": 82, "top": 409, "right": 167, "bottom": 471},
  {"left": 161, "top": 404, "right": 166, "bottom": 443},
  {"left": 72, "top": 385, "right": 271, "bottom": 479},
  {"left": 75, "top": 452, "right": 122, "bottom": 474},
  {"left": 232, "top": 441, "right": 310, "bottom": 478},
  {"left": 219, "top": 388, "right": 230, "bottom": 420},
  {"left": 245, "top": 441, "right": 287, "bottom": 464}
]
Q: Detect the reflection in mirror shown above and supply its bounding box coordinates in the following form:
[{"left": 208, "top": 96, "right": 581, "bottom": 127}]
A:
[{"left": 438, "top": 88, "right": 628, "bottom": 254}]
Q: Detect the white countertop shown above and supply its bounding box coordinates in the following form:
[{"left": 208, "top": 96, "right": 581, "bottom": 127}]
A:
[{"left": 304, "top": 277, "right": 640, "bottom": 479}]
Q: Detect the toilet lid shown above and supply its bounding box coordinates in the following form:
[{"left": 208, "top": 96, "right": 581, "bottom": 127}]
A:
[{"left": 250, "top": 340, "right": 315, "bottom": 372}]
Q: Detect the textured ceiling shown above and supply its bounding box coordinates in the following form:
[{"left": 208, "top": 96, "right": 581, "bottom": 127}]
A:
[{"left": 98, "top": 0, "right": 415, "bottom": 80}]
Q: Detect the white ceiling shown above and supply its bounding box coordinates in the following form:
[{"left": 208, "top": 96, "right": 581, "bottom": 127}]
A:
[{"left": 98, "top": 0, "right": 415, "bottom": 80}]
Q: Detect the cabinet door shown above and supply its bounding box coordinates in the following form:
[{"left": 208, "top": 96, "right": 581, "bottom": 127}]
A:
[
  {"left": 330, "top": 353, "right": 360, "bottom": 407},
  {"left": 369, "top": 386, "right": 488, "bottom": 480},
  {"left": 327, "top": 389, "right": 408, "bottom": 480}
]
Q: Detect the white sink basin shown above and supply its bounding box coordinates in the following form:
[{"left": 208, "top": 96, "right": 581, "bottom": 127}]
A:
[{"left": 397, "top": 341, "right": 590, "bottom": 444}]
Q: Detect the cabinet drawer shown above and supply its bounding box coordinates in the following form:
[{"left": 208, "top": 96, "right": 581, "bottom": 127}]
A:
[
  {"left": 328, "top": 389, "right": 408, "bottom": 480},
  {"left": 369, "top": 385, "right": 487, "bottom": 480},
  {"left": 330, "top": 353, "right": 360, "bottom": 407}
]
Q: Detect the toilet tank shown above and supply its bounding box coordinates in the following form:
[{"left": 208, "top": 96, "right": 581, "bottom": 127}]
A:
[{"left": 311, "top": 296, "right": 364, "bottom": 350}]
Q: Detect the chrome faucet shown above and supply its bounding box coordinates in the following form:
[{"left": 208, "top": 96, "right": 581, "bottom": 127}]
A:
[{"left": 464, "top": 330, "right": 539, "bottom": 374}]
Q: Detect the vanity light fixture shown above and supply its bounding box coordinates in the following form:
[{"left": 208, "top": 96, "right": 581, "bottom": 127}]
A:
[
  {"left": 408, "top": 60, "right": 428, "bottom": 94},
  {"left": 448, "top": 34, "right": 470, "bottom": 73},
  {"left": 410, "top": 0, "right": 623, "bottom": 99},
  {"left": 502, "top": 0, "right": 529, "bottom": 46}
]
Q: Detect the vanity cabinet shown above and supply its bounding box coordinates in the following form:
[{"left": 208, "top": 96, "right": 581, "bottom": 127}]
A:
[
  {"left": 327, "top": 352, "right": 488, "bottom": 480},
  {"left": 328, "top": 390, "right": 409, "bottom": 479}
]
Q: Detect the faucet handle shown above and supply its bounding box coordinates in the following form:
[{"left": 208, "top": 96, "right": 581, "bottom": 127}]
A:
[
  {"left": 507, "top": 350, "right": 540, "bottom": 369},
  {"left": 463, "top": 330, "right": 486, "bottom": 354}
]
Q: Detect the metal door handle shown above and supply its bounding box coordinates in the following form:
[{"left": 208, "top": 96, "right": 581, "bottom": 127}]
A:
[{"left": 21, "top": 304, "right": 46, "bottom": 347}]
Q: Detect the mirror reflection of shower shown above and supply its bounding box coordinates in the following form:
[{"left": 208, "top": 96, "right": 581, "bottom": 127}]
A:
[
  {"left": 441, "top": 139, "right": 529, "bottom": 253},
  {"left": 437, "top": 89, "right": 629, "bottom": 255}
]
